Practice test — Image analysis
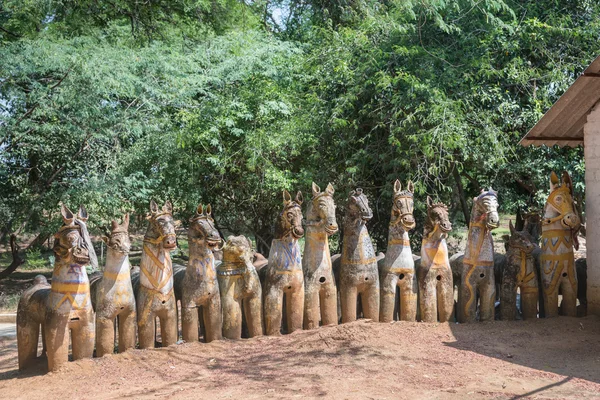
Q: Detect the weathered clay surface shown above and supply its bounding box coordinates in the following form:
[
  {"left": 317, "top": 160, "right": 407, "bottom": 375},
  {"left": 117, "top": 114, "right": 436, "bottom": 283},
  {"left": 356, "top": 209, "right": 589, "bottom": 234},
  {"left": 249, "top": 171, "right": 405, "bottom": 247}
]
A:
[
  {"left": 218, "top": 235, "right": 263, "bottom": 339},
  {"left": 418, "top": 197, "right": 454, "bottom": 322},
  {"left": 303, "top": 183, "right": 339, "bottom": 329},
  {"left": 540, "top": 171, "right": 581, "bottom": 317},
  {"left": 379, "top": 180, "right": 417, "bottom": 322},
  {"left": 90, "top": 214, "right": 136, "bottom": 356},
  {"left": 176, "top": 204, "right": 223, "bottom": 343},
  {"left": 264, "top": 190, "right": 305, "bottom": 335},
  {"left": 500, "top": 220, "right": 539, "bottom": 320},
  {"left": 17, "top": 205, "right": 95, "bottom": 372},
  {"left": 340, "top": 188, "right": 379, "bottom": 323},
  {"left": 457, "top": 190, "right": 500, "bottom": 323},
  {"left": 136, "top": 200, "right": 178, "bottom": 349}
]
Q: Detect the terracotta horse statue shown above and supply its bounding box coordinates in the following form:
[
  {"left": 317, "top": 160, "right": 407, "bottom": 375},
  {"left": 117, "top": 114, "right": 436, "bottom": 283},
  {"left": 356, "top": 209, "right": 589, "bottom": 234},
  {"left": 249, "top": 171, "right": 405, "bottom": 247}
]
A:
[
  {"left": 91, "top": 213, "right": 136, "bottom": 356},
  {"left": 136, "top": 200, "right": 178, "bottom": 348},
  {"left": 176, "top": 204, "right": 223, "bottom": 343},
  {"left": 379, "top": 180, "right": 417, "bottom": 322},
  {"left": 17, "top": 205, "right": 96, "bottom": 372},
  {"left": 339, "top": 188, "right": 379, "bottom": 323},
  {"left": 500, "top": 220, "right": 538, "bottom": 320},
  {"left": 457, "top": 189, "right": 500, "bottom": 323},
  {"left": 418, "top": 197, "right": 454, "bottom": 322},
  {"left": 540, "top": 171, "right": 581, "bottom": 317},
  {"left": 303, "top": 182, "right": 339, "bottom": 330},
  {"left": 218, "top": 235, "right": 263, "bottom": 339},
  {"left": 264, "top": 190, "right": 305, "bottom": 335}
]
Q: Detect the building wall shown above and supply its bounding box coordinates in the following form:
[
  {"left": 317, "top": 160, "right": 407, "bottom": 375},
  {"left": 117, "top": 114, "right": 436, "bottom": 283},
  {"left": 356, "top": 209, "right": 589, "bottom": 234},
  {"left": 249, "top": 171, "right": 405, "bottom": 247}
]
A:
[{"left": 585, "top": 102, "right": 600, "bottom": 316}]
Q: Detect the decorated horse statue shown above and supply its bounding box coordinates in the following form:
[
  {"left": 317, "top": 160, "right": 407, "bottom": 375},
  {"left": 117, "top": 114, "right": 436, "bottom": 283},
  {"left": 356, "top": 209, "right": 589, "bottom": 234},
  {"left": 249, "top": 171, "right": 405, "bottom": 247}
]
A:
[
  {"left": 17, "top": 205, "right": 96, "bottom": 371},
  {"left": 500, "top": 220, "right": 538, "bottom": 320},
  {"left": 457, "top": 189, "right": 500, "bottom": 323},
  {"left": 136, "top": 200, "right": 178, "bottom": 348},
  {"left": 540, "top": 171, "right": 581, "bottom": 317},
  {"left": 339, "top": 188, "right": 379, "bottom": 323},
  {"left": 91, "top": 213, "right": 136, "bottom": 356},
  {"left": 176, "top": 204, "right": 223, "bottom": 343},
  {"left": 264, "top": 190, "right": 305, "bottom": 335},
  {"left": 218, "top": 235, "right": 263, "bottom": 339},
  {"left": 418, "top": 197, "right": 454, "bottom": 322},
  {"left": 379, "top": 180, "right": 417, "bottom": 322},
  {"left": 303, "top": 182, "right": 339, "bottom": 330}
]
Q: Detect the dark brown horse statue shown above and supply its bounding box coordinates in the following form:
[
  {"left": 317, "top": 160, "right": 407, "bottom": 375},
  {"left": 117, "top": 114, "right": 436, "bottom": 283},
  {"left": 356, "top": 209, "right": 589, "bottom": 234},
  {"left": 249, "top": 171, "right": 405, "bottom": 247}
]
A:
[{"left": 18, "top": 205, "right": 96, "bottom": 372}]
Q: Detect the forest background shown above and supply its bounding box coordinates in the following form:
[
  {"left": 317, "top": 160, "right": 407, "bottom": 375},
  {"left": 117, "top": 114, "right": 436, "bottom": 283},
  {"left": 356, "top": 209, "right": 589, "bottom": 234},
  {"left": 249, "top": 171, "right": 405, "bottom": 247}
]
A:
[{"left": 1, "top": 0, "right": 598, "bottom": 257}]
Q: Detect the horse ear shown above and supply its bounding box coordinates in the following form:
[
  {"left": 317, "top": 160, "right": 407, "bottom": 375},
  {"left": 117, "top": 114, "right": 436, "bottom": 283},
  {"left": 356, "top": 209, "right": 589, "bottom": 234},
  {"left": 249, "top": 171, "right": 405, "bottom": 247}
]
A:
[
  {"left": 196, "top": 204, "right": 203, "bottom": 215},
  {"left": 509, "top": 219, "right": 516, "bottom": 235},
  {"left": 562, "top": 171, "right": 573, "bottom": 193},
  {"left": 550, "top": 171, "right": 560, "bottom": 190},
  {"left": 163, "top": 200, "right": 173, "bottom": 214},
  {"left": 295, "top": 191, "right": 303, "bottom": 205},
  {"left": 326, "top": 182, "right": 335, "bottom": 195},
  {"left": 349, "top": 190, "right": 356, "bottom": 199},
  {"left": 206, "top": 204, "right": 212, "bottom": 216},
  {"left": 426, "top": 196, "right": 433, "bottom": 208},
  {"left": 61, "top": 204, "right": 74, "bottom": 224},
  {"left": 312, "top": 182, "right": 321, "bottom": 197},
  {"left": 283, "top": 190, "right": 292, "bottom": 205},
  {"left": 150, "top": 200, "right": 159, "bottom": 214},
  {"left": 111, "top": 220, "right": 119, "bottom": 231},
  {"left": 246, "top": 236, "right": 253, "bottom": 249},
  {"left": 394, "top": 179, "right": 402, "bottom": 193},
  {"left": 77, "top": 205, "right": 88, "bottom": 222},
  {"left": 101, "top": 236, "right": 109, "bottom": 244},
  {"left": 122, "top": 213, "right": 130, "bottom": 228},
  {"left": 407, "top": 180, "right": 414, "bottom": 193}
]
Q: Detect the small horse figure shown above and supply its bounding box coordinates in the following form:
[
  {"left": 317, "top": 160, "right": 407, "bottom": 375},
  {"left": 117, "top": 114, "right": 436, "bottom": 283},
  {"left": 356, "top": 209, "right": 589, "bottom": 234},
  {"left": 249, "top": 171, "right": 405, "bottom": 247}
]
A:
[
  {"left": 136, "top": 200, "right": 178, "bottom": 348},
  {"left": 218, "top": 235, "right": 263, "bottom": 339},
  {"left": 177, "top": 204, "right": 223, "bottom": 343},
  {"left": 500, "top": 220, "right": 538, "bottom": 320},
  {"left": 540, "top": 171, "right": 581, "bottom": 317},
  {"left": 380, "top": 180, "right": 417, "bottom": 322},
  {"left": 91, "top": 213, "right": 136, "bottom": 356},
  {"left": 340, "top": 188, "right": 379, "bottom": 323},
  {"left": 303, "top": 182, "right": 339, "bottom": 330},
  {"left": 264, "top": 190, "right": 305, "bottom": 335},
  {"left": 18, "top": 205, "right": 96, "bottom": 371},
  {"left": 418, "top": 197, "right": 454, "bottom": 322},
  {"left": 458, "top": 189, "right": 500, "bottom": 323}
]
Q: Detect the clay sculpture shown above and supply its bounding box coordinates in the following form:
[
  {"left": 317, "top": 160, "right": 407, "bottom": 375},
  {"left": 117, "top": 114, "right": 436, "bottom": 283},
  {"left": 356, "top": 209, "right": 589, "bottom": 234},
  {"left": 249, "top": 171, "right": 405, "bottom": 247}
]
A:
[
  {"left": 136, "top": 200, "right": 178, "bottom": 348},
  {"left": 91, "top": 213, "right": 136, "bottom": 356},
  {"left": 264, "top": 190, "right": 305, "bottom": 335},
  {"left": 218, "top": 235, "right": 263, "bottom": 339},
  {"left": 457, "top": 189, "right": 500, "bottom": 323},
  {"left": 303, "top": 182, "right": 339, "bottom": 329},
  {"left": 379, "top": 180, "right": 417, "bottom": 322},
  {"left": 418, "top": 197, "right": 454, "bottom": 322},
  {"left": 339, "top": 188, "right": 379, "bottom": 323},
  {"left": 17, "top": 205, "right": 96, "bottom": 371},
  {"left": 540, "top": 171, "right": 581, "bottom": 317},
  {"left": 500, "top": 220, "right": 539, "bottom": 320}
]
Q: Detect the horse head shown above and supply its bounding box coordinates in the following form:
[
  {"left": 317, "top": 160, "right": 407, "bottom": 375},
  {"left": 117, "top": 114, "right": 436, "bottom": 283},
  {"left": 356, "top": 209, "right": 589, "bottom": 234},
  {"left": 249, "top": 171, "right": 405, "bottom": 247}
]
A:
[
  {"left": 544, "top": 171, "right": 581, "bottom": 230},
  {"left": 189, "top": 204, "right": 222, "bottom": 250},
  {"left": 102, "top": 213, "right": 131, "bottom": 254},
  {"left": 473, "top": 189, "right": 500, "bottom": 230},
  {"left": 390, "top": 179, "right": 415, "bottom": 230},
  {"left": 424, "top": 197, "right": 452, "bottom": 240},
  {"left": 54, "top": 204, "right": 97, "bottom": 268},
  {"left": 145, "top": 200, "right": 177, "bottom": 249},
  {"left": 507, "top": 220, "right": 536, "bottom": 254},
  {"left": 306, "top": 182, "right": 338, "bottom": 235},
  {"left": 275, "top": 190, "right": 304, "bottom": 240}
]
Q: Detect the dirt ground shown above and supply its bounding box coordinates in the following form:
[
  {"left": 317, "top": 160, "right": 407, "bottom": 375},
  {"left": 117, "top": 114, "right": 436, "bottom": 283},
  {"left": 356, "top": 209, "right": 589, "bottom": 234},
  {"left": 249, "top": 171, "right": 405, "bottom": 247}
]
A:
[{"left": 1, "top": 317, "right": 600, "bottom": 399}]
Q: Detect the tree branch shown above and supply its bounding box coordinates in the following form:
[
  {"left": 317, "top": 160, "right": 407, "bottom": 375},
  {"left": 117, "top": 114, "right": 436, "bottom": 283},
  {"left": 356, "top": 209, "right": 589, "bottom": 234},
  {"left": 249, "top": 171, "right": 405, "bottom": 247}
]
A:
[{"left": 0, "top": 235, "right": 25, "bottom": 280}]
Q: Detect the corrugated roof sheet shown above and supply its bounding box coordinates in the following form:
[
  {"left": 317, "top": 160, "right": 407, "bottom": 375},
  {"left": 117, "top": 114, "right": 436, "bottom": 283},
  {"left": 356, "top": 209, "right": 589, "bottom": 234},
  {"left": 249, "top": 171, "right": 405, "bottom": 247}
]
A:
[{"left": 520, "top": 55, "right": 600, "bottom": 147}]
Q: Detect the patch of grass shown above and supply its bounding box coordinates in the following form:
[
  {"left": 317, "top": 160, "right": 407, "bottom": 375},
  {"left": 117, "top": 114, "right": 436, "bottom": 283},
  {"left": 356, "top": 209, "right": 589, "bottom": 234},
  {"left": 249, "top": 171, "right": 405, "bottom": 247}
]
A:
[{"left": 0, "top": 292, "right": 21, "bottom": 312}]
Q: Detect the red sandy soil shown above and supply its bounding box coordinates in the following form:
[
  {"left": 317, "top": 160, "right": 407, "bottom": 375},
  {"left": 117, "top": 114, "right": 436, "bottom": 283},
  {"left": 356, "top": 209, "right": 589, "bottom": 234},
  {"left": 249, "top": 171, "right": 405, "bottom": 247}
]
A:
[{"left": 1, "top": 317, "right": 600, "bottom": 399}]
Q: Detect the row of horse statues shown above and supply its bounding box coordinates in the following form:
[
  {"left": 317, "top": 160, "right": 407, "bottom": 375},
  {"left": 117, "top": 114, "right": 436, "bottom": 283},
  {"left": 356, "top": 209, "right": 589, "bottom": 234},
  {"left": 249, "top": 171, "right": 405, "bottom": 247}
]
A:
[{"left": 16, "top": 172, "right": 582, "bottom": 373}]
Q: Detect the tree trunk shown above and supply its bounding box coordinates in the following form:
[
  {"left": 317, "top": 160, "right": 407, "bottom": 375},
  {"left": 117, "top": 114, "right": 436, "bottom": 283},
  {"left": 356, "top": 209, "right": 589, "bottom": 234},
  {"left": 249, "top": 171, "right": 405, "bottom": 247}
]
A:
[
  {"left": 452, "top": 164, "right": 470, "bottom": 227},
  {"left": 0, "top": 235, "right": 25, "bottom": 280}
]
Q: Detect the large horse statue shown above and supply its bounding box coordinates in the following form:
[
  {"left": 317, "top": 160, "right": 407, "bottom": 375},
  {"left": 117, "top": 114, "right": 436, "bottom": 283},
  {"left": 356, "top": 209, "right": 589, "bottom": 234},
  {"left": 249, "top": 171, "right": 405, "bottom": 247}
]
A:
[
  {"left": 339, "top": 188, "right": 380, "bottom": 323},
  {"left": 303, "top": 182, "right": 339, "bottom": 329},
  {"left": 176, "top": 204, "right": 223, "bottom": 343},
  {"left": 379, "top": 180, "right": 417, "bottom": 322},
  {"left": 136, "top": 200, "right": 178, "bottom": 348},
  {"left": 264, "top": 190, "right": 305, "bottom": 335},
  {"left": 540, "top": 171, "right": 581, "bottom": 317},
  {"left": 418, "top": 197, "right": 454, "bottom": 322},
  {"left": 500, "top": 220, "right": 538, "bottom": 320},
  {"left": 218, "top": 235, "right": 263, "bottom": 339},
  {"left": 17, "top": 205, "right": 96, "bottom": 371},
  {"left": 457, "top": 189, "right": 500, "bottom": 323},
  {"left": 91, "top": 213, "right": 136, "bottom": 356}
]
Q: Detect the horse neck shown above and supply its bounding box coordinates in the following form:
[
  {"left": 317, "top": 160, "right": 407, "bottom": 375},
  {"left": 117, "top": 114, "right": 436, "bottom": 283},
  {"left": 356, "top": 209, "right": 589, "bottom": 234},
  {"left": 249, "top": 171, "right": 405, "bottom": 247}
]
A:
[
  {"left": 269, "top": 235, "right": 302, "bottom": 267},
  {"left": 342, "top": 218, "right": 375, "bottom": 263},
  {"left": 542, "top": 206, "right": 568, "bottom": 233},
  {"left": 188, "top": 240, "right": 214, "bottom": 271},
  {"left": 304, "top": 226, "right": 330, "bottom": 269},
  {"left": 104, "top": 247, "right": 130, "bottom": 277},
  {"left": 541, "top": 206, "right": 573, "bottom": 255},
  {"left": 388, "top": 223, "right": 409, "bottom": 245},
  {"left": 52, "top": 256, "right": 90, "bottom": 283},
  {"left": 466, "top": 208, "right": 493, "bottom": 262},
  {"left": 421, "top": 232, "right": 449, "bottom": 267}
]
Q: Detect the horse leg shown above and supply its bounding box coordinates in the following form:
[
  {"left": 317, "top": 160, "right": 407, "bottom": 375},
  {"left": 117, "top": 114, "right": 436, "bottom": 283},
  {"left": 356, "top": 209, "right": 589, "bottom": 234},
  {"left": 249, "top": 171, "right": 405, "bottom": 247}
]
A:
[
  {"left": 286, "top": 283, "right": 304, "bottom": 333},
  {"left": 418, "top": 269, "right": 437, "bottom": 323},
  {"left": 44, "top": 314, "right": 70, "bottom": 372},
  {"left": 542, "top": 265, "right": 559, "bottom": 318},
  {"left": 458, "top": 266, "right": 478, "bottom": 323},
  {"left": 379, "top": 272, "right": 398, "bottom": 323},
  {"left": 479, "top": 269, "right": 496, "bottom": 322},
  {"left": 499, "top": 268, "right": 517, "bottom": 321},
  {"left": 118, "top": 307, "right": 137, "bottom": 352},
  {"left": 521, "top": 289, "right": 538, "bottom": 320},
  {"left": 159, "top": 296, "right": 179, "bottom": 347},
  {"left": 340, "top": 280, "right": 358, "bottom": 324},
  {"left": 71, "top": 314, "right": 95, "bottom": 360},
  {"left": 95, "top": 315, "right": 115, "bottom": 357},
  {"left": 361, "top": 274, "right": 380, "bottom": 322},
  {"left": 320, "top": 282, "right": 338, "bottom": 326},
  {"left": 437, "top": 268, "right": 454, "bottom": 323},
  {"left": 303, "top": 281, "right": 320, "bottom": 330},
  {"left": 560, "top": 275, "right": 578, "bottom": 317},
  {"left": 264, "top": 282, "right": 283, "bottom": 336},
  {"left": 203, "top": 294, "right": 222, "bottom": 342},
  {"left": 17, "top": 317, "right": 40, "bottom": 370},
  {"left": 137, "top": 289, "right": 156, "bottom": 349},
  {"left": 243, "top": 292, "right": 263, "bottom": 338},
  {"left": 399, "top": 272, "right": 417, "bottom": 322}
]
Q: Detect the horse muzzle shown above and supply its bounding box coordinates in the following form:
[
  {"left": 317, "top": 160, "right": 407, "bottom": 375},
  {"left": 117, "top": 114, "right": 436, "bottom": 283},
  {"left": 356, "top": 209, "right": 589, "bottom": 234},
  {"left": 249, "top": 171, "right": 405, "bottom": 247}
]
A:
[
  {"left": 439, "top": 221, "right": 452, "bottom": 233},
  {"left": 562, "top": 213, "right": 581, "bottom": 230},
  {"left": 401, "top": 215, "right": 416, "bottom": 230},
  {"left": 486, "top": 213, "right": 500, "bottom": 229},
  {"left": 324, "top": 224, "right": 339, "bottom": 235},
  {"left": 72, "top": 247, "right": 91, "bottom": 264},
  {"left": 163, "top": 235, "right": 177, "bottom": 249},
  {"left": 291, "top": 226, "right": 304, "bottom": 239}
]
